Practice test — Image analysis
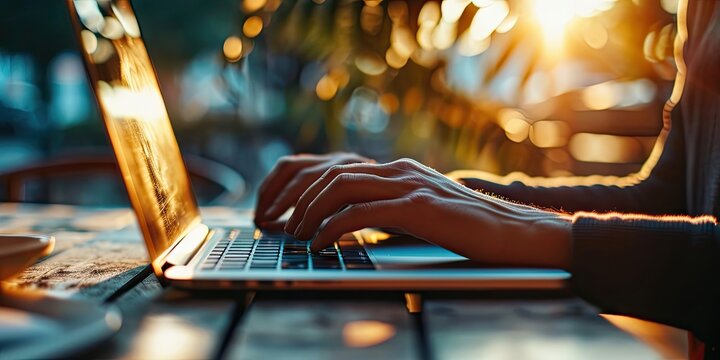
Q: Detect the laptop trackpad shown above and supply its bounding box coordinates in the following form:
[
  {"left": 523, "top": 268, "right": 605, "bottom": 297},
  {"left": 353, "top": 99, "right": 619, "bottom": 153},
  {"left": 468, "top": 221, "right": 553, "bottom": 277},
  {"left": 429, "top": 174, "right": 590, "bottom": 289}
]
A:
[{"left": 363, "top": 235, "right": 474, "bottom": 270}]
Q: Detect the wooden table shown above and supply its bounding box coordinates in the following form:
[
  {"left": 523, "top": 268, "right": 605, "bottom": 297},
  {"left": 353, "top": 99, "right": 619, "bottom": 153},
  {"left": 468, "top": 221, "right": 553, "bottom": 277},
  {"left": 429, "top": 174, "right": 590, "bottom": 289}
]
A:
[{"left": 0, "top": 203, "right": 687, "bottom": 359}]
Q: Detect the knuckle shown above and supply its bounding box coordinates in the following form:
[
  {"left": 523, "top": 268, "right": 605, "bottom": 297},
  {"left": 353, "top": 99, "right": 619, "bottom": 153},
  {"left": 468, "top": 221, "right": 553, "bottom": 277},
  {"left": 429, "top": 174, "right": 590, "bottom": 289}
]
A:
[
  {"left": 328, "top": 172, "right": 357, "bottom": 189},
  {"left": 325, "top": 164, "right": 345, "bottom": 177},
  {"left": 353, "top": 202, "right": 374, "bottom": 213},
  {"left": 408, "top": 190, "right": 433, "bottom": 205},
  {"left": 325, "top": 165, "right": 344, "bottom": 176},
  {"left": 336, "top": 172, "right": 357, "bottom": 183},
  {"left": 279, "top": 155, "right": 294, "bottom": 163},
  {"left": 276, "top": 156, "right": 293, "bottom": 168},
  {"left": 391, "top": 158, "right": 417, "bottom": 170}
]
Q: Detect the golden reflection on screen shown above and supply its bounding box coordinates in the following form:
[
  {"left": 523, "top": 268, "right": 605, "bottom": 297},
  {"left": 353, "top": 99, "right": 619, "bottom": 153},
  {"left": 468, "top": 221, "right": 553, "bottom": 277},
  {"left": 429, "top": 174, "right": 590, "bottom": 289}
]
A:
[{"left": 68, "top": 0, "right": 201, "bottom": 259}]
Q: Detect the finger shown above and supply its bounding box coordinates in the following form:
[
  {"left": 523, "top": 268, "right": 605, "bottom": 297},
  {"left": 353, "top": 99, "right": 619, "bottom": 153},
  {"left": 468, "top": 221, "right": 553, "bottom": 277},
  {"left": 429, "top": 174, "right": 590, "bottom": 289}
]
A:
[
  {"left": 254, "top": 155, "right": 325, "bottom": 224},
  {"left": 258, "top": 220, "right": 287, "bottom": 231},
  {"left": 309, "top": 199, "right": 408, "bottom": 252},
  {"left": 284, "top": 162, "right": 394, "bottom": 234},
  {"left": 262, "top": 155, "right": 371, "bottom": 221},
  {"left": 256, "top": 154, "right": 374, "bottom": 224},
  {"left": 294, "top": 174, "right": 411, "bottom": 240},
  {"left": 261, "top": 165, "right": 326, "bottom": 221}
]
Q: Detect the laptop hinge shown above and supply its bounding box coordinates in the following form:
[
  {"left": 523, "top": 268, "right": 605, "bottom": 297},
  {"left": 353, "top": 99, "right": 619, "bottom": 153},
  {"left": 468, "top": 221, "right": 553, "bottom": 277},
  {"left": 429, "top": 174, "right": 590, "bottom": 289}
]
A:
[{"left": 164, "top": 223, "right": 210, "bottom": 267}]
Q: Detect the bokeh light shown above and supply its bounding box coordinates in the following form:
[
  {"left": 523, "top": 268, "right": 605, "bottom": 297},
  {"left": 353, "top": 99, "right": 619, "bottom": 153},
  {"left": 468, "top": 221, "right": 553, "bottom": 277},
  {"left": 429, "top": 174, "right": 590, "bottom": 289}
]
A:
[
  {"left": 223, "top": 36, "right": 243, "bottom": 62},
  {"left": 243, "top": 16, "right": 263, "bottom": 38}
]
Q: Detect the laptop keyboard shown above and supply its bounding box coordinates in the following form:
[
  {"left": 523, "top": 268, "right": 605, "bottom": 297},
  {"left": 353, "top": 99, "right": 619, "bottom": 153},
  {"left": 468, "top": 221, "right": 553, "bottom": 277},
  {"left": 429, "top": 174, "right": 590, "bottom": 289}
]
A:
[{"left": 200, "top": 227, "right": 375, "bottom": 271}]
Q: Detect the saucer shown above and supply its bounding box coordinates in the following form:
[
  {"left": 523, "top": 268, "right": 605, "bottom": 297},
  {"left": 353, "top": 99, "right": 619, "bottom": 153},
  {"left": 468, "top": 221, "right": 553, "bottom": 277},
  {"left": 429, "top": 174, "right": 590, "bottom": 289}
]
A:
[{"left": 0, "top": 234, "right": 54, "bottom": 281}]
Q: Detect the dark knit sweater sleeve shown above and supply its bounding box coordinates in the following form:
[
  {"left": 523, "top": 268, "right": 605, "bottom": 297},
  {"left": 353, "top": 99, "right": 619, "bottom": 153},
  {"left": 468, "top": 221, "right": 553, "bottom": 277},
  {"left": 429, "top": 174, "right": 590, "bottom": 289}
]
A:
[
  {"left": 570, "top": 212, "right": 720, "bottom": 345},
  {"left": 463, "top": 106, "right": 686, "bottom": 215}
]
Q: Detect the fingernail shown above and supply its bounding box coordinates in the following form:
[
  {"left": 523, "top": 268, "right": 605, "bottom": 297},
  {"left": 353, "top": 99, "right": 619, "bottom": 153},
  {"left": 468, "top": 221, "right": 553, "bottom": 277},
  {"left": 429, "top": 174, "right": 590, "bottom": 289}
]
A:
[{"left": 294, "top": 224, "right": 304, "bottom": 239}]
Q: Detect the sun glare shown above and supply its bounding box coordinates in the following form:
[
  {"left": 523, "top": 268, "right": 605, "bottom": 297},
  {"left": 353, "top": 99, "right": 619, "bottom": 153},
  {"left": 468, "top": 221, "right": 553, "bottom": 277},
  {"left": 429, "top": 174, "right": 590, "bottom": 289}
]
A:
[
  {"left": 531, "top": 0, "right": 575, "bottom": 45},
  {"left": 530, "top": 0, "right": 616, "bottom": 48}
]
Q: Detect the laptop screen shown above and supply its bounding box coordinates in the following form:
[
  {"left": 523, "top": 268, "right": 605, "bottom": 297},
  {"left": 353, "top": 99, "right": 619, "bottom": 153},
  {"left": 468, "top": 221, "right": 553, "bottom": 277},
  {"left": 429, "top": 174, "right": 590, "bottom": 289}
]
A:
[{"left": 67, "top": 0, "right": 202, "bottom": 260}]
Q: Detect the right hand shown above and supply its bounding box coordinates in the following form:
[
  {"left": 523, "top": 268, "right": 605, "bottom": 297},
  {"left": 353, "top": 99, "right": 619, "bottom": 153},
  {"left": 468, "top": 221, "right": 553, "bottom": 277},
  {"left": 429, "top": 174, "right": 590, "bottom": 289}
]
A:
[{"left": 254, "top": 152, "right": 373, "bottom": 230}]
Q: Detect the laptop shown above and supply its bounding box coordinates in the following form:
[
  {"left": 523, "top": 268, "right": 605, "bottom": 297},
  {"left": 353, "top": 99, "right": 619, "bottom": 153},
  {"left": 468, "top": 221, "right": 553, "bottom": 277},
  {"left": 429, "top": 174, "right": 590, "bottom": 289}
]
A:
[{"left": 66, "top": 0, "right": 568, "bottom": 291}]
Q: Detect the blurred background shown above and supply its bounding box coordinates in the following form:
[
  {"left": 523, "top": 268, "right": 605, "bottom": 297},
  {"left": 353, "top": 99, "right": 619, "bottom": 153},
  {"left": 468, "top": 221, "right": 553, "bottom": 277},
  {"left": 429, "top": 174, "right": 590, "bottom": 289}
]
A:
[{"left": 0, "top": 0, "right": 679, "bottom": 207}]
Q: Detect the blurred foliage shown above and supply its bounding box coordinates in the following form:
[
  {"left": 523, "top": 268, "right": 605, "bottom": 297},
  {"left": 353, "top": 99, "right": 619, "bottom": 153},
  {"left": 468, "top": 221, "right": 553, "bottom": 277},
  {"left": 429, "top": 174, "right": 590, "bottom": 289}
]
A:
[
  {"left": 219, "top": 0, "right": 678, "bottom": 175},
  {"left": 0, "top": 0, "right": 681, "bottom": 205}
]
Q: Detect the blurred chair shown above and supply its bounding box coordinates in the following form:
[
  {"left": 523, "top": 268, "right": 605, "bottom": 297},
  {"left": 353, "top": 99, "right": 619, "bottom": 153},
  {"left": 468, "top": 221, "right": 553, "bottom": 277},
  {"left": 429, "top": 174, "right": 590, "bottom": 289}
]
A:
[{"left": 0, "top": 151, "right": 245, "bottom": 206}]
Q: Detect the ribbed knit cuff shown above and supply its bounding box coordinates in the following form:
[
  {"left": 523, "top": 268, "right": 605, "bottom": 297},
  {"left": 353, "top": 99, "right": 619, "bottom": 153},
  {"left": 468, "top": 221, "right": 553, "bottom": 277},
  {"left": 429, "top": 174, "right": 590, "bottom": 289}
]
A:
[{"left": 570, "top": 212, "right": 719, "bottom": 344}]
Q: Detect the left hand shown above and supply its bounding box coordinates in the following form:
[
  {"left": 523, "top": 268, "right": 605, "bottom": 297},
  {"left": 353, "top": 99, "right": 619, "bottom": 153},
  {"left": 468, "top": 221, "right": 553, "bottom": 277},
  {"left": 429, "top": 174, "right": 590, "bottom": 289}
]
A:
[{"left": 284, "top": 158, "right": 573, "bottom": 268}]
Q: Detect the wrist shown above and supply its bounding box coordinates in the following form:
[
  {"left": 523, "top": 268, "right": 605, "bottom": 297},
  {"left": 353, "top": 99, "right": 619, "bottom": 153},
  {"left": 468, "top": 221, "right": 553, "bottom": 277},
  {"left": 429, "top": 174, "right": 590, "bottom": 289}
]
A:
[
  {"left": 540, "top": 214, "right": 573, "bottom": 270},
  {"left": 523, "top": 213, "right": 573, "bottom": 270}
]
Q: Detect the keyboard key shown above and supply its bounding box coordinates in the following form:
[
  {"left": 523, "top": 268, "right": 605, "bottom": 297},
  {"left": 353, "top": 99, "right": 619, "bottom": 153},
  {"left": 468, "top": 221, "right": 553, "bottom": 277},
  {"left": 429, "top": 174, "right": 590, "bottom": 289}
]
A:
[
  {"left": 220, "top": 264, "right": 245, "bottom": 270},
  {"left": 282, "top": 260, "right": 304, "bottom": 265},
  {"left": 207, "top": 227, "right": 377, "bottom": 272},
  {"left": 282, "top": 255, "right": 308, "bottom": 267},
  {"left": 312, "top": 256, "right": 339, "bottom": 262},
  {"left": 253, "top": 257, "right": 277, "bottom": 262},
  {"left": 226, "top": 252, "right": 251, "bottom": 256},
  {"left": 284, "top": 250, "right": 308, "bottom": 255},
  {"left": 225, "top": 257, "right": 249, "bottom": 262},
  {"left": 250, "top": 265, "right": 276, "bottom": 269},
  {"left": 282, "top": 262, "right": 308, "bottom": 269},
  {"left": 223, "top": 257, "right": 247, "bottom": 262},
  {"left": 340, "top": 250, "right": 367, "bottom": 258},
  {"left": 230, "top": 244, "right": 253, "bottom": 249},
  {"left": 222, "top": 262, "right": 247, "bottom": 267}
]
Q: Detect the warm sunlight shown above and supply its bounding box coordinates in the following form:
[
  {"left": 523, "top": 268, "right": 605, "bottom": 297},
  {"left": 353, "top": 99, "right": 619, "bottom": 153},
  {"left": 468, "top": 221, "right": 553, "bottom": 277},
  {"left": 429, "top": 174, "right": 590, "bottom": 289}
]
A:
[
  {"left": 530, "top": 0, "right": 616, "bottom": 47},
  {"left": 531, "top": 0, "right": 575, "bottom": 45}
]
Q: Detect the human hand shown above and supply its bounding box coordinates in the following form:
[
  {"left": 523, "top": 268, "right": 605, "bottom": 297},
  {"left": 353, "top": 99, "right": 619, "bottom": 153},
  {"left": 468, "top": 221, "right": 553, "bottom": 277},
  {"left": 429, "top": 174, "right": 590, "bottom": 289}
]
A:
[
  {"left": 254, "top": 152, "right": 373, "bottom": 230},
  {"left": 284, "top": 158, "right": 573, "bottom": 269}
]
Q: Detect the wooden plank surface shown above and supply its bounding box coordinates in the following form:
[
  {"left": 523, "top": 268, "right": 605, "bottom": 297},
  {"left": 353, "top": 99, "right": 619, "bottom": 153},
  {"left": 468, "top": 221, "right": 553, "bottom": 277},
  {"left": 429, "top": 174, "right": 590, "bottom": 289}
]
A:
[
  {"left": 423, "top": 297, "right": 663, "bottom": 360},
  {"left": 225, "top": 296, "right": 420, "bottom": 360},
  {"left": 0, "top": 204, "right": 145, "bottom": 300},
  {"left": 94, "top": 278, "right": 242, "bottom": 360}
]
